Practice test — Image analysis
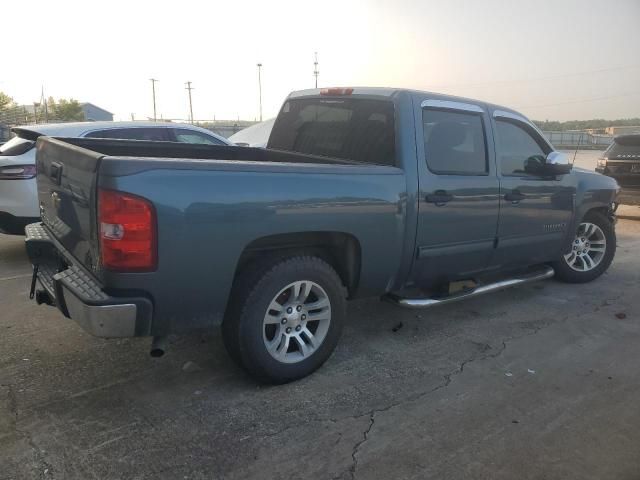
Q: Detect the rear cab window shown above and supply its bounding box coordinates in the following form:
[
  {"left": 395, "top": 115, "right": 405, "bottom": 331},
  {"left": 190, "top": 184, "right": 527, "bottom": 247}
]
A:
[{"left": 267, "top": 97, "right": 396, "bottom": 166}]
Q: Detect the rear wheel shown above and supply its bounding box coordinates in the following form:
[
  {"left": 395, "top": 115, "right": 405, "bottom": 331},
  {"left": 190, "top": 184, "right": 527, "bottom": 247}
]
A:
[
  {"left": 222, "top": 256, "right": 346, "bottom": 384},
  {"left": 552, "top": 211, "right": 615, "bottom": 283}
]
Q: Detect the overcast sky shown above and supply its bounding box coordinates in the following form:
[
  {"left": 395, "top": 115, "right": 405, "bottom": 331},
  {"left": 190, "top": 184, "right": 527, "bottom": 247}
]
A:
[{"left": 2, "top": 0, "right": 639, "bottom": 122}]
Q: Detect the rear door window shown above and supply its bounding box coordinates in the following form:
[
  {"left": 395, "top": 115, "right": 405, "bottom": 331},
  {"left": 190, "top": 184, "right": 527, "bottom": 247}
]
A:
[
  {"left": 172, "top": 128, "right": 225, "bottom": 145},
  {"left": 422, "top": 109, "right": 487, "bottom": 175},
  {"left": 85, "top": 128, "right": 172, "bottom": 141},
  {"left": 268, "top": 98, "right": 395, "bottom": 166}
]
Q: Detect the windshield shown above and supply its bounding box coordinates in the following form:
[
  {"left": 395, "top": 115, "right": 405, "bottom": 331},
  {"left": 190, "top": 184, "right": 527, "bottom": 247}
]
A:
[
  {"left": 268, "top": 97, "right": 395, "bottom": 166},
  {"left": 0, "top": 136, "right": 35, "bottom": 156}
]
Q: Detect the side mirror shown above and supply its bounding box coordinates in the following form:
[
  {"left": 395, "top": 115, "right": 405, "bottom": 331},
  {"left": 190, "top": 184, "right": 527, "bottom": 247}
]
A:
[
  {"left": 525, "top": 152, "right": 572, "bottom": 176},
  {"left": 544, "top": 151, "right": 572, "bottom": 175}
]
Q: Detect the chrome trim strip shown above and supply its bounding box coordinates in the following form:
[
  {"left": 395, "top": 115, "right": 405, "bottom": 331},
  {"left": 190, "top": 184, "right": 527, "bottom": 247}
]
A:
[
  {"left": 385, "top": 266, "right": 554, "bottom": 309},
  {"left": 493, "top": 109, "right": 529, "bottom": 123},
  {"left": 493, "top": 110, "right": 555, "bottom": 151},
  {"left": 421, "top": 99, "right": 484, "bottom": 113}
]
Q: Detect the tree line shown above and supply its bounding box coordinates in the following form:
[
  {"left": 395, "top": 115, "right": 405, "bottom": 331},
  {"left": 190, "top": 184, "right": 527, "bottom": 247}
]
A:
[
  {"left": 533, "top": 118, "right": 640, "bottom": 132},
  {"left": 0, "top": 91, "right": 85, "bottom": 124}
]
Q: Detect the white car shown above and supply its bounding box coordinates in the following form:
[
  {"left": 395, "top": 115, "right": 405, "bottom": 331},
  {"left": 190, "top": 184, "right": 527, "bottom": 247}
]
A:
[
  {"left": 0, "top": 121, "right": 230, "bottom": 235},
  {"left": 228, "top": 118, "right": 275, "bottom": 148}
]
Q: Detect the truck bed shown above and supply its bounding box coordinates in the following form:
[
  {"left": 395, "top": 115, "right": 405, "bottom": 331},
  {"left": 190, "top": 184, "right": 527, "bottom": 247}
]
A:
[
  {"left": 58, "top": 137, "right": 365, "bottom": 166},
  {"left": 35, "top": 136, "right": 409, "bottom": 334}
]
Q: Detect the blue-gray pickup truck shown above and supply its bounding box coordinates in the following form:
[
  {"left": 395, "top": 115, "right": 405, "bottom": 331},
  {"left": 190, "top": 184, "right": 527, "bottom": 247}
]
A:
[{"left": 25, "top": 87, "right": 619, "bottom": 383}]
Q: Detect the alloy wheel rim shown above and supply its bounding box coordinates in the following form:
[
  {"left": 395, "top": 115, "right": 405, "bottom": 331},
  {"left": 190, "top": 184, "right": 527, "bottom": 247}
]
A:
[
  {"left": 563, "top": 222, "right": 607, "bottom": 272},
  {"left": 263, "top": 280, "right": 331, "bottom": 364}
]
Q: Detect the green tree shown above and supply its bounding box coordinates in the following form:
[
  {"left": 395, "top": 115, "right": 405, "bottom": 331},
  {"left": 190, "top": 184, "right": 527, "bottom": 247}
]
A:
[
  {"left": 0, "top": 91, "right": 15, "bottom": 112},
  {"left": 48, "top": 97, "right": 85, "bottom": 122},
  {"left": 0, "top": 91, "right": 34, "bottom": 125},
  {"left": 533, "top": 118, "right": 640, "bottom": 131}
]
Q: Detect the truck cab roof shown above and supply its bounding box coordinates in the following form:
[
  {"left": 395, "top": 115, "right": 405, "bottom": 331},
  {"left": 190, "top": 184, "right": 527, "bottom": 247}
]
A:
[{"left": 287, "top": 86, "right": 523, "bottom": 118}]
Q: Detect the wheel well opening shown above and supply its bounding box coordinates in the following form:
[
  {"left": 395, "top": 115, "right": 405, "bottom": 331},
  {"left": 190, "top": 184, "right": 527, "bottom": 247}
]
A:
[
  {"left": 235, "top": 232, "right": 362, "bottom": 297},
  {"left": 584, "top": 205, "right": 614, "bottom": 222}
]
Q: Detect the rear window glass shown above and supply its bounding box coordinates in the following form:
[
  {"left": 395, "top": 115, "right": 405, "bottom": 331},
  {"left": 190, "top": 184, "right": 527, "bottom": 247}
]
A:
[
  {"left": 85, "top": 128, "right": 171, "bottom": 141},
  {"left": 0, "top": 136, "right": 35, "bottom": 156},
  {"left": 267, "top": 98, "right": 395, "bottom": 166},
  {"left": 606, "top": 135, "right": 640, "bottom": 159}
]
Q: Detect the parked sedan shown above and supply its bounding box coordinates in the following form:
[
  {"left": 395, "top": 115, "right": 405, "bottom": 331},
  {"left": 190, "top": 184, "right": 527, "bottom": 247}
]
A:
[
  {"left": 596, "top": 134, "right": 640, "bottom": 205},
  {"left": 0, "top": 121, "right": 230, "bottom": 234}
]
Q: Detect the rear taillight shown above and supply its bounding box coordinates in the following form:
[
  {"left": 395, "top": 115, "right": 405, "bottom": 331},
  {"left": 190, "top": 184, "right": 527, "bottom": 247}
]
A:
[
  {"left": 0, "top": 164, "right": 36, "bottom": 180},
  {"left": 98, "top": 189, "right": 157, "bottom": 271}
]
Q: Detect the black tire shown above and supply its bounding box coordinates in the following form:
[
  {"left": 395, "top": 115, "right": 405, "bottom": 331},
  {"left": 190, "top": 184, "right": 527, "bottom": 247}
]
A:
[
  {"left": 552, "top": 210, "right": 616, "bottom": 283},
  {"left": 222, "top": 256, "right": 347, "bottom": 384}
]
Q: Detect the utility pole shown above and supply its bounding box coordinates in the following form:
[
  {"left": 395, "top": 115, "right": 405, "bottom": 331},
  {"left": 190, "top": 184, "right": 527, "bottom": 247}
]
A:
[
  {"left": 185, "top": 81, "right": 194, "bottom": 124},
  {"left": 150, "top": 78, "right": 158, "bottom": 121},
  {"left": 41, "top": 85, "right": 48, "bottom": 123},
  {"left": 256, "top": 63, "right": 263, "bottom": 122},
  {"left": 313, "top": 52, "right": 319, "bottom": 88}
]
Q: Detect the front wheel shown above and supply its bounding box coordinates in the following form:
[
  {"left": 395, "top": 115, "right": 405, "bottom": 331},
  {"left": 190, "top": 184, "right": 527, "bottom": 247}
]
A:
[
  {"left": 552, "top": 211, "right": 616, "bottom": 283},
  {"left": 222, "top": 256, "right": 347, "bottom": 384}
]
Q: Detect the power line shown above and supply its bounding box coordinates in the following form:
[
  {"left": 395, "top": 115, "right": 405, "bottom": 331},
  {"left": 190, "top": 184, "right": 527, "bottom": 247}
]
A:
[
  {"left": 427, "top": 64, "right": 640, "bottom": 90},
  {"left": 516, "top": 91, "right": 640, "bottom": 110}
]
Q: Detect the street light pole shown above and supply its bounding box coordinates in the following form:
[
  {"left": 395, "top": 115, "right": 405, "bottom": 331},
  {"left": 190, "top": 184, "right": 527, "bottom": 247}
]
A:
[
  {"left": 313, "top": 52, "right": 319, "bottom": 88},
  {"left": 185, "top": 81, "right": 194, "bottom": 123},
  {"left": 150, "top": 78, "right": 158, "bottom": 121},
  {"left": 257, "top": 63, "right": 263, "bottom": 122}
]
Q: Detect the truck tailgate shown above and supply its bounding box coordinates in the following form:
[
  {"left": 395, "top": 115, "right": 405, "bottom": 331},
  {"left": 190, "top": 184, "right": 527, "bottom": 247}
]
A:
[{"left": 35, "top": 137, "right": 102, "bottom": 274}]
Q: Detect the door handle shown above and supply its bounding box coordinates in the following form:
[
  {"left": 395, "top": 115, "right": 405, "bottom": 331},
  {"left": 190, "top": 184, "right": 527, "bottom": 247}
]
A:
[
  {"left": 426, "top": 190, "right": 453, "bottom": 206},
  {"left": 50, "top": 162, "right": 63, "bottom": 185},
  {"left": 504, "top": 190, "right": 525, "bottom": 203}
]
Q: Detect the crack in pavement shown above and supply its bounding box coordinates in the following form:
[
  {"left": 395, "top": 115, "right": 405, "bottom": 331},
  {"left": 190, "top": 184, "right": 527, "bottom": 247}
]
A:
[
  {"left": 346, "top": 413, "right": 374, "bottom": 480},
  {"left": 342, "top": 313, "right": 575, "bottom": 480}
]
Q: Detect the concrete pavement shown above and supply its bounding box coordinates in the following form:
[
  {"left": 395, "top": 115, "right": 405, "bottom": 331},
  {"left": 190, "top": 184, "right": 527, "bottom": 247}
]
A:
[{"left": 1, "top": 219, "right": 639, "bottom": 480}]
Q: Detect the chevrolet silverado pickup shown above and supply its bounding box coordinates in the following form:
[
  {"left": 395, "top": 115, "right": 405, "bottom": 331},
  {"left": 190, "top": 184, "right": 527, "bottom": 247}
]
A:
[{"left": 25, "top": 87, "right": 619, "bottom": 383}]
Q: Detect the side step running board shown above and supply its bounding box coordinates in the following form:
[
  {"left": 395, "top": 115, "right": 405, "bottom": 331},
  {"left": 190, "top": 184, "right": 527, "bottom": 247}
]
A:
[{"left": 384, "top": 266, "right": 555, "bottom": 309}]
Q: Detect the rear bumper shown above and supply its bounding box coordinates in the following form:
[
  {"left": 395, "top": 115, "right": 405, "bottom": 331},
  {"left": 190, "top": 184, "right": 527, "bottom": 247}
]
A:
[{"left": 25, "top": 223, "right": 153, "bottom": 338}]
